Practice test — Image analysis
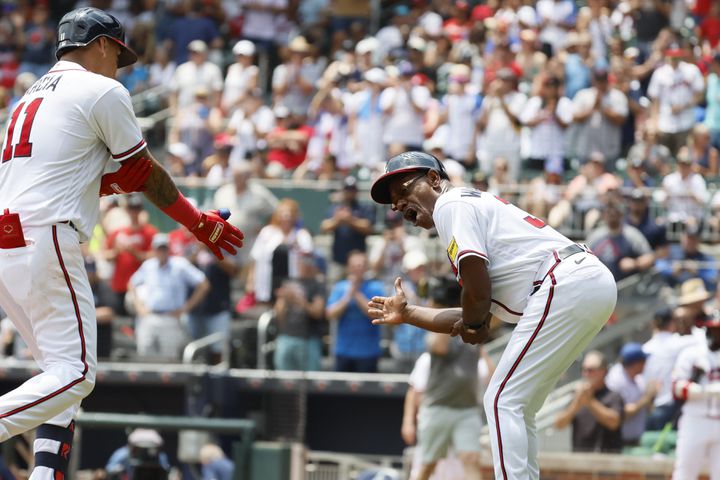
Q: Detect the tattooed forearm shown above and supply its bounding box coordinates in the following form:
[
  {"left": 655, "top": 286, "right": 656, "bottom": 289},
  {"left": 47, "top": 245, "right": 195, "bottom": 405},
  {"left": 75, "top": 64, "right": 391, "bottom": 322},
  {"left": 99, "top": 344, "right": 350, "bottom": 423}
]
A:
[{"left": 142, "top": 156, "right": 180, "bottom": 208}]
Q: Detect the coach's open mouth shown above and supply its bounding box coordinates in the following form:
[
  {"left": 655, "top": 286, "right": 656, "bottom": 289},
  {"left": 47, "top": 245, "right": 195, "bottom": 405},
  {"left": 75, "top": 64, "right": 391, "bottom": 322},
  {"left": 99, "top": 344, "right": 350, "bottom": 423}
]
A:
[{"left": 403, "top": 207, "right": 418, "bottom": 225}]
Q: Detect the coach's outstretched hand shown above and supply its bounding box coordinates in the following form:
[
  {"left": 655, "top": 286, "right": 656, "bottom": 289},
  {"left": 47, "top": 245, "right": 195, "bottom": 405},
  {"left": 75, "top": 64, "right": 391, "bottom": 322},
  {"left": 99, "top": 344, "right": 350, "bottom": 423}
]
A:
[
  {"left": 190, "top": 208, "right": 244, "bottom": 260},
  {"left": 368, "top": 277, "right": 408, "bottom": 325}
]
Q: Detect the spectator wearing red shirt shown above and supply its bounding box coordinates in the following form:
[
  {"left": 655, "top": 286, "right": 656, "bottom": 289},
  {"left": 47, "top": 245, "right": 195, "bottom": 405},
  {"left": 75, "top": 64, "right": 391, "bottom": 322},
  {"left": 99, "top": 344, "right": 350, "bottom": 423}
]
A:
[
  {"left": 105, "top": 196, "right": 157, "bottom": 316},
  {"left": 700, "top": 3, "right": 720, "bottom": 48},
  {"left": 443, "top": 1, "right": 473, "bottom": 42},
  {"left": 266, "top": 106, "right": 313, "bottom": 177}
]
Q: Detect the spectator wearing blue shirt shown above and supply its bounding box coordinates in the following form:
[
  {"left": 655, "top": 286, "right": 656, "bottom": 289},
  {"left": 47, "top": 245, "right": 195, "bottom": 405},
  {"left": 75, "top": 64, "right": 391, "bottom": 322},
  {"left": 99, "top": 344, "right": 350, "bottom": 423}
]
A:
[
  {"left": 625, "top": 189, "right": 668, "bottom": 253},
  {"left": 167, "top": 1, "right": 220, "bottom": 65},
  {"left": 129, "top": 234, "right": 210, "bottom": 359},
  {"left": 200, "top": 444, "right": 234, "bottom": 480},
  {"left": 656, "top": 225, "right": 718, "bottom": 292},
  {"left": 326, "top": 251, "right": 384, "bottom": 373},
  {"left": 320, "top": 176, "right": 375, "bottom": 279}
]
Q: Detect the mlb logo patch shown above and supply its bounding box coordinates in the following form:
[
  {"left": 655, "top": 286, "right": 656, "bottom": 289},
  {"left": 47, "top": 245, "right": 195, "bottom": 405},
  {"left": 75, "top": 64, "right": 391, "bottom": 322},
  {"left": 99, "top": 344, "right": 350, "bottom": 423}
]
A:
[{"left": 447, "top": 237, "right": 458, "bottom": 262}]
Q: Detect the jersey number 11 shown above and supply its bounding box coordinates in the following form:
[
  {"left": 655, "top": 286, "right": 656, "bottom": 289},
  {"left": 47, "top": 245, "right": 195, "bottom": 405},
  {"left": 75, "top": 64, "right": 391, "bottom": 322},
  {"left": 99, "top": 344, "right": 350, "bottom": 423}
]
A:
[{"left": 2, "top": 98, "right": 44, "bottom": 163}]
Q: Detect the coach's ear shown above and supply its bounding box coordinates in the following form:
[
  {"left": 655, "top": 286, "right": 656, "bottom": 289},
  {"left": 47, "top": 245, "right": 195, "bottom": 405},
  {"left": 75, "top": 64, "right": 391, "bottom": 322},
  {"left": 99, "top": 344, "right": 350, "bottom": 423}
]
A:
[{"left": 428, "top": 170, "right": 442, "bottom": 190}]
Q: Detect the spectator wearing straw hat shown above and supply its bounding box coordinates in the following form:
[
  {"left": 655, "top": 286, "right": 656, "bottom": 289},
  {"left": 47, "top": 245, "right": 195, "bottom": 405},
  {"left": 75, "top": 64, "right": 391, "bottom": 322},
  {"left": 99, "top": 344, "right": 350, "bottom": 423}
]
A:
[
  {"left": 272, "top": 36, "right": 320, "bottom": 116},
  {"left": 675, "top": 278, "right": 714, "bottom": 344}
]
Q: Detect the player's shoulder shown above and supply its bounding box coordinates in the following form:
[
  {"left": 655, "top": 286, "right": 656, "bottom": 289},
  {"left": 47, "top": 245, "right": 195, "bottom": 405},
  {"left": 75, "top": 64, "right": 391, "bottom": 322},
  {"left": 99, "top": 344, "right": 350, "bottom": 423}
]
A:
[{"left": 436, "top": 187, "right": 488, "bottom": 209}]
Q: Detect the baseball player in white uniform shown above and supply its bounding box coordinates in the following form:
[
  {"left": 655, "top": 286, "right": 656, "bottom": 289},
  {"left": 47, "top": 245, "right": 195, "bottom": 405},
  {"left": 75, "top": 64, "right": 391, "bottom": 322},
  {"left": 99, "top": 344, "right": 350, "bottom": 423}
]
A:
[
  {"left": 0, "top": 8, "right": 243, "bottom": 479},
  {"left": 368, "top": 152, "right": 617, "bottom": 480},
  {"left": 671, "top": 314, "right": 720, "bottom": 480}
]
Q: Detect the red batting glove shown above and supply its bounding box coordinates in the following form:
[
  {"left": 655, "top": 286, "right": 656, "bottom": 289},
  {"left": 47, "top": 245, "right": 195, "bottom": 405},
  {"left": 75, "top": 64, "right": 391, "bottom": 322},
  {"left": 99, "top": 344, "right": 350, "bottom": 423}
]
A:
[
  {"left": 161, "top": 196, "right": 244, "bottom": 260},
  {"left": 190, "top": 208, "right": 244, "bottom": 260},
  {"left": 99, "top": 157, "right": 153, "bottom": 196}
]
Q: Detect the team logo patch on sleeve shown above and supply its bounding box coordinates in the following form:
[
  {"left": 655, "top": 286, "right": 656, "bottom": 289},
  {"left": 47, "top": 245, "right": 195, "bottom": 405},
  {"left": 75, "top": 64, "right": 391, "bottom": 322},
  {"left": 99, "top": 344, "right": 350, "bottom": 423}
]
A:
[{"left": 447, "top": 237, "right": 458, "bottom": 262}]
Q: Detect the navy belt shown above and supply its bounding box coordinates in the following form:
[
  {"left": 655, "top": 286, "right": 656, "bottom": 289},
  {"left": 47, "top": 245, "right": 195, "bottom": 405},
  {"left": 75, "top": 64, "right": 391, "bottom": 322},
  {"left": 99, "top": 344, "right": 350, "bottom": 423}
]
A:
[
  {"left": 59, "top": 220, "right": 78, "bottom": 232},
  {"left": 531, "top": 244, "right": 592, "bottom": 295},
  {"left": 556, "top": 243, "right": 589, "bottom": 261}
]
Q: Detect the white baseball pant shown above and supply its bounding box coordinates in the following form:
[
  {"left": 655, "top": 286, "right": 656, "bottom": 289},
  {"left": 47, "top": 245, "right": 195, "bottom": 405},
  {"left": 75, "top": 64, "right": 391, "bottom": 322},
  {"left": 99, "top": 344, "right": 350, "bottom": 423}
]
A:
[
  {"left": 0, "top": 224, "right": 96, "bottom": 478},
  {"left": 673, "top": 414, "right": 720, "bottom": 480},
  {"left": 483, "top": 250, "right": 616, "bottom": 480}
]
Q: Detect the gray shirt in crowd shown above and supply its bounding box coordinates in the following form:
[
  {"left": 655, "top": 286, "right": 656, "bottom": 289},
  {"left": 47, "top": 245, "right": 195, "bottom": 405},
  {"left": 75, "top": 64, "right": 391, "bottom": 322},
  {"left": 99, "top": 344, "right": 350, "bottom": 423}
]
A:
[{"left": 423, "top": 336, "right": 480, "bottom": 409}]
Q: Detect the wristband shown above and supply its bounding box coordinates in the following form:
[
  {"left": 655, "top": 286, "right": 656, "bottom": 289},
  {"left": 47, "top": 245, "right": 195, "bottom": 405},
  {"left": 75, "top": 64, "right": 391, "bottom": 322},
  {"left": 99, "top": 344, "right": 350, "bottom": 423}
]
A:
[{"left": 160, "top": 193, "right": 202, "bottom": 230}]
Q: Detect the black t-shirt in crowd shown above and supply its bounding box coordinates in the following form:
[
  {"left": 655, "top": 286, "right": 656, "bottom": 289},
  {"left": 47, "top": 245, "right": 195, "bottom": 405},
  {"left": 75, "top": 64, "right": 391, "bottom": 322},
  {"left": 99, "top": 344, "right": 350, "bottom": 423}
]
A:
[{"left": 572, "top": 386, "right": 624, "bottom": 453}]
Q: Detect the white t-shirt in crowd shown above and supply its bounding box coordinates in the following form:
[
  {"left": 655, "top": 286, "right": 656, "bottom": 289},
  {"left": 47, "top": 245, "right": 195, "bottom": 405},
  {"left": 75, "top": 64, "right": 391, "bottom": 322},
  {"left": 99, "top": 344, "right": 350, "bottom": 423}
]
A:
[
  {"left": 441, "top": 91, "right": 482, "bottom": 160},
  {"left": 648, "top": 62, "right": 705, "bottom": 134},
  {"left": 170, "top": 60, "right": 224, "bottom": 109},
  {"left": 536, "top": 0, "right": 574, "bottom": 52},
  {"left": 241, "top": 0, "right": 288, "bottom": 41},
  {"left": 249, "top": 225, "right": 314, "bottom": 302},
  {"left": 380, "top": 85, "right": 430, "bottom": 148},
  {"left": 521, "top": 96, "right": 573, "bottom": 160},
  {"left": 661, "top": 171, "right": 709, "bottom": 223},
  {"left": 227, "top": 105, "right": 276, "bottom": 165},
  {"left": 222, "top": 63, "right": 259, "bottom": 112}
]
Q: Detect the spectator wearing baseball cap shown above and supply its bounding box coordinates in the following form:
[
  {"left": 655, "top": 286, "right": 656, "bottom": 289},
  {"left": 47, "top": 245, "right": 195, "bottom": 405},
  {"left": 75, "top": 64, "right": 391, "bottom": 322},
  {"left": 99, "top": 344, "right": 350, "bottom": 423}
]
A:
[
  {"left": 169, "top": 38, "right": 224, "bottom": 112},
  {"left": 320, "top": 176, "right": 375, "bottom": 279},
  {"left": 222, "top": 40, "right": 259, "bottom": 114},
  {"left": 606, "top": 343, "right": 656, "bottom": 447}
]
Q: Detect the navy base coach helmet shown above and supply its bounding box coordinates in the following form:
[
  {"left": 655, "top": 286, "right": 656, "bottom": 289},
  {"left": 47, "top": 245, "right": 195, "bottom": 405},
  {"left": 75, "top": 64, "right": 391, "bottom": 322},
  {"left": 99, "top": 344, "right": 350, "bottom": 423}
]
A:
[
  {"left": 56, "top": 7, "right": 138, "bottom": 68},
  {"left": 370, "top": 151, "right": 449, "bottom": 204}
]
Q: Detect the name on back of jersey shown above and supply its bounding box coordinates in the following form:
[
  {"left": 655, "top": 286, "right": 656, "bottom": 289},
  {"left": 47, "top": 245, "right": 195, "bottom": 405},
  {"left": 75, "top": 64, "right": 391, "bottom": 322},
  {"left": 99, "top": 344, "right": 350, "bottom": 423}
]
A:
[{"left": 25, "top": 74, "right": 63, "bottom": 96}]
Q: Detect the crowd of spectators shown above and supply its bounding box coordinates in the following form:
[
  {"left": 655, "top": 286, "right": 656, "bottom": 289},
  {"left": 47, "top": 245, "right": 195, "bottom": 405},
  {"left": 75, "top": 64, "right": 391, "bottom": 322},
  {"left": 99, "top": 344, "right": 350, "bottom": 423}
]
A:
[{"left": 4, "top": 0, "right": 720, "bottom": 472}]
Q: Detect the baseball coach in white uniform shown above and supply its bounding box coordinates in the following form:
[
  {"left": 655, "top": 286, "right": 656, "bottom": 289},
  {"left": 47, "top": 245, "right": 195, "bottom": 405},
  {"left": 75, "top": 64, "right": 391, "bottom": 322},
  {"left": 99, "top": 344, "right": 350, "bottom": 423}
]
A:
[{"left": 368, "top": 151, "right": 617, "bottom": 480}]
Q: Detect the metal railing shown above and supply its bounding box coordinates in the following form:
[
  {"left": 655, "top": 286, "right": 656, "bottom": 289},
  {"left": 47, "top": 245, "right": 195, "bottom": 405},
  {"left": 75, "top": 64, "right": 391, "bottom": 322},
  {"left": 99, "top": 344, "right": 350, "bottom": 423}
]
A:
[
  {"left": 256, "top": 310, "right": 277, "bottom": 370},
  {"left": 182, "top": 331, "right": 229, "bottom": 367}
]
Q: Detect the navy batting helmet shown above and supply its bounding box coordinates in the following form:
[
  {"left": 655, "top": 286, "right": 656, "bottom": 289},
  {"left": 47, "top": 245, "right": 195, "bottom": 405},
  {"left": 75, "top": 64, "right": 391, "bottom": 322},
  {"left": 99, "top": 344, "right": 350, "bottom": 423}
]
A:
[
  {"left": 370, "top": 151, "right": 449, "bottom": 204},
  {"left": 56, "top": 8, "right": 138, "bottom": 68}
]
